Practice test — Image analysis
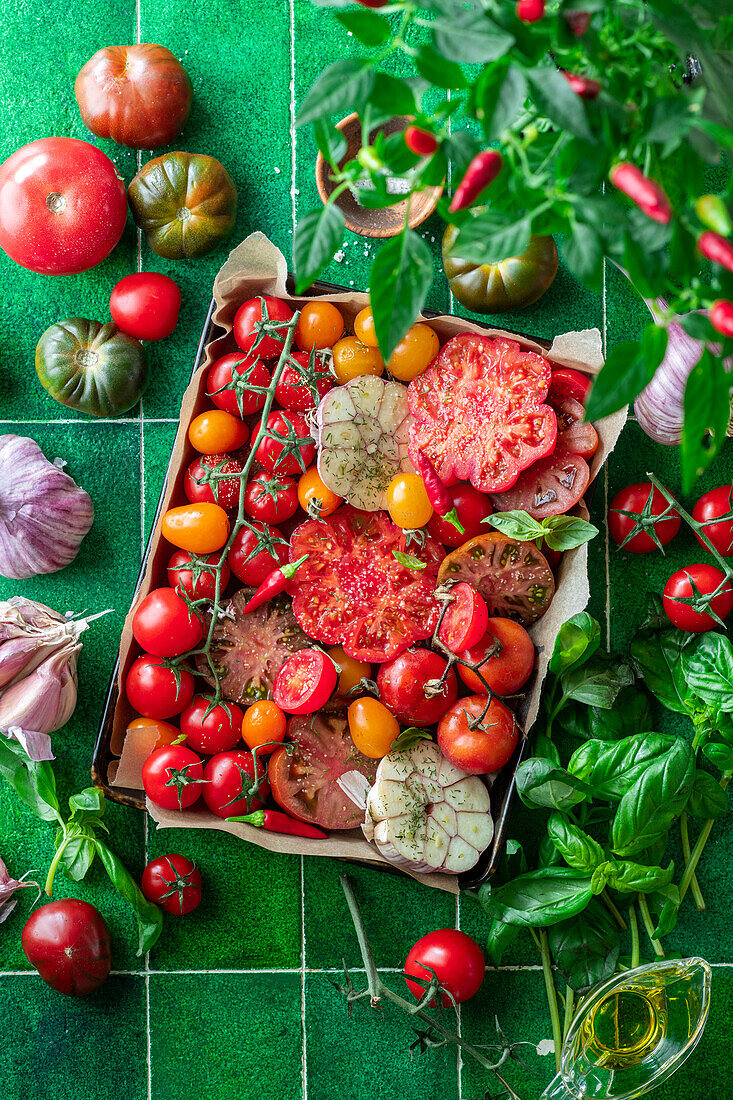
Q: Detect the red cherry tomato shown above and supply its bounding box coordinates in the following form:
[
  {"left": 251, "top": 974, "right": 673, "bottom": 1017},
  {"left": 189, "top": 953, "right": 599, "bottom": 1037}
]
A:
[
  {"left": 437, "top": 695, "right": 518, "bottom": 774},
  {"left": 207, "top": 352, "right": 271, "bottom": 419},
  {"left": 427, "top": 483, "right": 493, "bottom": 547},
  {"left": 273, "top": 647, "right": 338, "bottom": 715},
  {"left": 109, "top": 272, "right": 181, "bottom": 341},
  {"left": 243, "top": 471, "right": 299, "bottom": 525},
  {"left": 125, "top": 655, "right": 195, "bottom": 719},
  {"left": 253, "top": 410, "right": 316, "bottom": 476},
  {"left": 167, "top": 550, "right": 230, "bottom": 601},
  {"left": 229, "top": 520, "right": 289, "bottom": 585},
  {"left": 141, "top": 854, "right": 202, "bottom": 916},
  {"left": 457, "top": 618, "right": 535, "bottom": 695},
  {"left": 180, "top": 695, "right": 244, "bottom": 754},
  {"left": 548, "top": 367, "right": 591, "bottom": 405},
  {"left": 132, "top": 587, "right": 203, "bottom": 658},
  {"left": 692, "top": 485, "right": 733, "bottom": 556},
  {"left": 203, "top": 750, "right": 270, "bottom": 818},
  {"left": 233, "top": 295, "right": 294, "bottom": 359},
  {"left": 376, "top": 648, "right": 458, "bottom": 725},
  {"left": 404, "top": 929, "right": 485, "bottom": 1006},
  {"left": 663, "top": 564, "right": 733, "bottom": 632},
  {"left": 184, "top": 452, "right": 244, "bottom": 510},
  {"left": 22, "top": 900, "right": 111, "bottom": 996},
  {"left": 608, "top": 483, "right": 681, "bottom": 553},
  {"left": 142, "top": 743, "right": 205, "bottom": 810},
  {"left": 275, "top": 351, "right": 333, "bottom": 411},
  {"left": 438, "top": 583, "right": 488, "bottom": 652}
]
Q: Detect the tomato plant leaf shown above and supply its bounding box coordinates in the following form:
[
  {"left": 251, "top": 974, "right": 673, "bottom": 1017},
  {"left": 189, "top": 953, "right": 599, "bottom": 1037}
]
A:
[
  {"left": 548, "top": 899, "right": 619, "bottom": 993},
  {"left": 371, "top": 228, "right": 434, "bottom": 361},
  {"left": 432, "top": 11, "right": 514, "bottom": 65},
  {"left": 293, "top": 203, "right": 346, "bottom": 294},
  {"left": 586, "top": 324, "right": 668, "bottom": 421},
  {"left": 313, "top": 120, "right": 347, "bottom": 169},
  {"left": 474, "top": 63, "right": 528, "bottom": 142},
  {"left": 481, "top": 867, "right": 594, "bottom": 928},
  {"left": 680, "top": 348, "right": 732, "bottom": 492},
  {"left": 447, "top": 210, "right": 531, "bottom": 267},
  {"left": 526, "top": 67, "right": 595, "bottom": 143},
  {"left": 335, "top": 9, "right": 390, "bottom": 47},
  {"left": 297, "top": 59, "right": 375, "bottom": 127}
]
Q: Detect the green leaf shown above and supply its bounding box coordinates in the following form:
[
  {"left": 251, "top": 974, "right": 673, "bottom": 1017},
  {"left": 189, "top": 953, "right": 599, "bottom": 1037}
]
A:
[
  {"left": 563, "top": 222, "right": 604, "bottom": 286},
  {"left": 335, "top": 9, "right": 390, "bottom": 46},
  {"left": 487, "top": 510, "right": 546, "bottom": 543},
  {"left": 297, "top": 59, "right": 375, "bottom": 126},
  {"left": 687, "top": 769, "right": 729, "bottom": 819},
  {"left": 575, "top": 688, "right": 651, "bottom": 742},
  {"left": 585, "top": 324, "right": 668, "bottom": 421},
  {"left": 366, "top": 72, "right": 418, "bottom": 120},
  {"left": 392, "top": 549, "right": 428, "bottom": 571},
  {"left": 703, "top": 740, "right": 733, "bottom": 774},
  {"left": 481, "top": 868, "right": 593, "bottom": 928},
  {"left": 370, "top": 228, "right": 434, "bottom": 361},
  {"left": 680, "top": 632, "right": 733, "bottom": 711},
  {"left": 0, "top": 738, "right": 60, "bottom": 824},
  {"left": 681, "top": 348, "right": 732, "bottom": 492},
  {"left": 485, "top": 916, "right": 520, "bottom": 967},
  {"left": 515, "top": 757, "right": 592, "bottom": 811},
  {"left": 568, "top": 734, "right": 679, "bottom": 801},
  {"left": 69, "top": 787, "right": 104, "bottom": 816},
  {"left": 547, "top": 812, "right": 605, "bottom": 871},
  {"left": 95, "top": 841, "right": 163, "bottom": 956},
  {"left": 415, "top": 44, "right": 468, "bottom": 90},
  {"left": 631, "top": 626, "right": 699, "bottom": 715},
  {"left": 543, "top": 516, "right": 599, "bottom": 552},
  {"left": 433, "top": 11, "right": 514, "bottom": 64},
  {"left": 548, "top": 900, "right": 619, "bottom": 994},
  {"left": 599, "top": 858, "right": 675, "bottom": 895},
  {"left": 390, "top": 727, "right": 432, "bottom": 753},
  {"left": 474, "top": 64, "right": 528, "bottom": 141},
  {"left": 611, "top": 739, "right": 695, "bottom": 857},
  {"left": 548, "top": 612, "right": 601, "bottom": 676},
  {"left": 293, "top": 203, "right": 345, "bottom": 293},
  {"left": 650, "top": 885, "right": 680, "bottom": 939},
  {"left": 526, "top": 67, "right": 594, "bottom": 143},
  {"left": 54, "top": 825, "right": 96, "bottom": 882},
  {"left": 561, "top": 654, "right": 634, "bottom": 709},
  {"left": 313, "top": 120, "right": 347, "bottom": 169},
  {"left": 448, "top": 211, "right": 531, "bottom": 267}
]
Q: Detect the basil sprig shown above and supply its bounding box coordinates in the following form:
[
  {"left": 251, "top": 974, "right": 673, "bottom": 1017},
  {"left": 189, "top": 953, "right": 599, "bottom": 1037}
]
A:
[{"left": 485, "top": 510, "right": 599, "bottom": 552}]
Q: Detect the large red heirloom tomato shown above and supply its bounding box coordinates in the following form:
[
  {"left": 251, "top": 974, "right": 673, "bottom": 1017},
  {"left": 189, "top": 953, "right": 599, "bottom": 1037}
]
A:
[
  {"left": 0, "top": 137, "right": 127, "bottom": 275},
  {"left": 75, "top": 44, "right": 192, "bottom": 150}
]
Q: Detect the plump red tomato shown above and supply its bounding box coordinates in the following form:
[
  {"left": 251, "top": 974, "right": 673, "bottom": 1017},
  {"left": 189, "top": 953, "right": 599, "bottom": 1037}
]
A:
[
  {"left": 188, "top": 409, "right": 249, "bottom": 454},
  {"left": 548, "top": 367, "right": 591, "bottom": 405},
  {"left": 490, "top": 450, "right": 590, "bottom": 520},
  {"left": 268, "top": 712, "right": 378, "bottom": 829},
  {"left": 457, "top": 618, "right": 535, "bottom": 695},
  {"left": 184, "top": 453, "right": 244, "bottom": 510},
  {"left": 207, "top": 352, "right": 270, "bottom": 419},
  {"left": 692, "top": 485, "right": 733, "bottom": 556},
  {"left": 438, "top": 533, "right": 554, "bottom": 625},
  {"left": 203, "top": 750, "right": 269, "bottom": 818},
  {"left": 233, "top": 296, "right": 294, "bottom": 359},
  {"left": 438, "top": 583, "right": 488, "bottom": 652},
  {"left": 161, "top": 503, "right": 230, "bottom": 555},
  {"left": 241, "top": 700, "right": 287, "bottom": 754},
  {"left": 109, "top": 272, "right": 181, "bottom": 341},
  {"left": 437, "top": 695, "right": 518, "bottom": 774},
  {"left": 0, "top": 137, "right": 127, "bottom": 275},
  {"left": 273, "top": 647, "right": 338, "bottom": 714},
  {"left": 253, "top": 410, "right": 316, "bottom": 476},
  {"left": 347, "top": 696, "right": 400, "bottom": 758},
  {"left": 141, "top": 854, "right": 202, "bottom": 916},
  {"left": 608, "top": 483, "right": 681, "bottom": 553},
  {"left": 405, "top": 929, "right": 485, "bottom": 1006},
  {"left": 663, "top": 563, "right": 733, "bottom": 632},
  {"left": 427, "top": 482, "right": 494, "bottom": 547},
  {"left": 275, "top": 351, "right": 333, "bottom": 411},
  {"left": 132, "top": 587, "right": 203, "bottom": 658},
  {"left": 243, "top": 472, "right": 299, "bottom": 524},
  {"left": 408, "top": 334, "right": 557, "bottom": 493},
  {"left": 551, "top": 396, "right": 599, "bottom": 458},
  {"left": 22, "top": 900, "right": 111, "bottom": 996},
  {"left": 167, "top": 550, "right": 230, "bottom": 601},
  {"left": 295, "top": 301, "right": 344, "bottom": 351},
  {"left": 229, "top": 520, "right": 289, "bottom": 585},
  {"left": 142, "top": 743, "right": 205, "bottom": 810},
  {"left": 126, "top": 655, "right": 195, "bottom": 719},
  {"left": 376, "top": 648, "right": 458, "bottom": 725},
  {"left": 180, "top": 695, "right": 244, "bottom": 754}
]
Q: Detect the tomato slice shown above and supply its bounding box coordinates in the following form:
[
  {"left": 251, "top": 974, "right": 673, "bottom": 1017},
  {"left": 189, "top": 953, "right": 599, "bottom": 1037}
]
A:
[
  {"left": 548, "top": 367, "right": 591, "bottom": 405},
  {"left": 267, "top": 712, "right": 378, "bottom": 830},
  {"left": 407, "top": 334, "right": 557, "bottom": 492},
  {"left": 438, "top": 533, "right": 555, "bottom": 625},
  {"left": 273, "top": 647, "right": 338, "bottom": 715},
  {"left": 490, "top": 450, "right": 590, "bottom": 520},
  {"left": 438, "top": 582, "right": 488, "bottom": 652},
  {"left": 550, "top": 396, "right": 599, "bottom": 458},
  {"left": 288, "top": 505, "right": 444, "bottom": 662}
]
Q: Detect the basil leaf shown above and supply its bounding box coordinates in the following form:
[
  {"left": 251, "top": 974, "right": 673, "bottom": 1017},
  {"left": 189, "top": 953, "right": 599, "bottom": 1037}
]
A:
[
  {"left": 0, "top": 738, "right": 60, "bottom": 824},
  {"left": 486, "top": 510, "right": 545, "bottom": 543},
  {"left": 539, "top": 833, "right": 564, "bottom": 868},
  {"left": 548, "top": 899, "right": 619, "bottom": 994},
  {"left": 392, "top": 550, "right": 427, "bottom": 571},
  {"left": 681, "top": 348, "right": 732, "bottom": 492},
  {"left": 313, "top": 120, "right": 347, "bottom": 169},
  {"left": 702, "top": 740, "right": 733, "bottom": 774},
  {"left": 294, "top": 203, "right": 346, "bottom": 294},
  {"left": 611, "top": 739, "right": 695, "bottom": 857},
  {"left": 335, "top": 9, "right": 390, "bottom": 46},
  {"left": 547, "top": 812, "right": 605, "bottom": 871},
  {"left": 649, "top": 885, "right": 681, "bottom": 939},
  {"left": 515, "top": 757, "right": 592, "bottom": 811},
  {"left": 599, "top": 858, "right": 675, "bottom": 894},
  {"left": 95, "top": 842, "right": 163, "bottom": 957},
  {"left": 371, "top": 228, "right": 433, "bottom": 361},
  {"left": 542, "top": 516, "right": 599, "bottom": 552},
  {"left": 526, "top": 66, "right": 594, "bottom": 143},
  {"left": 631, "top": 627, "right": 699, "bottom": 714},
  {"left": 54, "top": 825, "right": 97, "bottom": 882},
  {"left": 568, "top": 734, "right": 678, "bottom": 801},
  {"left": 687, "top": 769, "right": 729, "bottom": 819},
  {"left": 561, "top": 654, "right": 634, "bottom": 709},
  {"left": 485, "top": 916, "right": 520, "bottom": 967},
  {"left": 548, "top": 612, "right": 601, "bottom": 676},
  {"left": 533, "top": 731, "right": 561, "bottom": 766},
  {"left": 69, "top": 787, "right": 104, "bottom": 815},
  {"left": 297, "top": 59, "right": 375, "bottom": 126},
  {"left": 482, "top": 868, "right": 593, "bottom": 928},
  {"left": 448, "top": 210, "right": 531, "bottom": 267},
  {"left": 390, "top": 727, "right": 431, "bottom": 753},
  {"left": 681, "top": 632, "right": 733, "bottom": 711}
]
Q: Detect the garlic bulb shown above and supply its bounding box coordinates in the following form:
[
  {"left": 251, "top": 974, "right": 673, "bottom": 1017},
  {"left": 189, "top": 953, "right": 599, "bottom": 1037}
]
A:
[
  {"left": 0, "top": 644, "right": 80, "bottom": 733},
  {"left": 0, "top": 434, "right": 94, "bottom": 579}
]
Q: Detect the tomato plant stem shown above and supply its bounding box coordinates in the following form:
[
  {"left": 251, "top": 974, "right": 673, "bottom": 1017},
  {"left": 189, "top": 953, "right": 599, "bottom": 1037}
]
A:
[
  {"left": 44, "top": 830, "right": 71, "bottom": 896},
  {"left": 629, "top": 905, "right": 641, "bottom": 969},
  {"left": 638, "top": 893, "right": 664, "bottom": 956},
  {"left": 339, "top": 874, "right": 380, "bottom": 1005},
  {"left": 679, "top": 776, "right": 730, "bottom": 903},
  {"left": 539, "top": 929, "right": 563, "bottom": 1072},
  {"left": 680, "top": 813, "right": 706, "bottom": 910},
  {"left": 646, "top": 474, "right": 733, "bottom": 582}
]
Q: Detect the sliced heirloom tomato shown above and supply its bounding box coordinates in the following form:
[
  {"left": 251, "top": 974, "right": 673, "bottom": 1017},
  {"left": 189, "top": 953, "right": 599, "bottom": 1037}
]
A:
[
  {"left": 550, "top": 396, "right": 598, "bottom": 458},
  {"left": 407, "top": 334, "right": 557, "bottom": 493},
  {"left": 288, "top": 505, "right": 444, "bottom": 661},
  {"left": 438, "top": 582, "right": 488, "bottom": 652},
  {"left": 489, "top": 450, "right": 590, "bottom": 520},
  {"left": 548, "top": 367, "right": 591, "bottom": 405},
  {"left": 438, "top": 533, "right": 554, "bottom": 625},
  {"left": 268, "top": 712, "right": 378, "bottom": 830}
]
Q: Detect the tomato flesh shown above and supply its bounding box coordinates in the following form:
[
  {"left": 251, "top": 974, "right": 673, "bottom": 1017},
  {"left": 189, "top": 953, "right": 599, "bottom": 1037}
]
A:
[
  {"left": 548, "top": 367, "right": 591, "bottom": 405},
  {"left": 457, "top": 617, "right": 535, "bottom": 695},
  {"left": 405, "top": 929, "right": 485, "bottom": 1005},
  {"left": 437, "top": 695, "right": 519, "bottom": 775},
  {"left": 550, "top": 396, "right": 599, "bottom": 458},
  {"left": 438, "top": 583, "right": 488, "bottom": 652},
  {"left": 489, "top": 449, "right": 590, "bottom": 519},
  {"left": 273, "top": 647, "right": 338, "bottom": 715},
  {"left": 438, "top": 533, "right": 554, "bottom": 625},
  {"left": 376, "top": 648, "right": 458, "bottom": 725},
  {"left": 22, "top": 900, "right": 111, "bottom": 996}
]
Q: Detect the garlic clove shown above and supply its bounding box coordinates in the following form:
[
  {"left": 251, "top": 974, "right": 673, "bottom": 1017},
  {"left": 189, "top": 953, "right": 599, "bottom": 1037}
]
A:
[{"left": 0, "top": 642, "right": 80, "bottom": 734}]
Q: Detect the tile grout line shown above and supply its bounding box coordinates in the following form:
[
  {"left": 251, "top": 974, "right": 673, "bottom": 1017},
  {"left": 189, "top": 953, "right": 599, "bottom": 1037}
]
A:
[
  {"left": 0, "top": 418, "right": 179, "bottom": 425},
  {"left": 288, "top": 0, "right": 297, "bottom": 234},
  {"left": 300, "top": 855, "right": 308, "bottom": 1100},
  {"left": 601, "top": 257, "right": 611, "bottom": 645}
]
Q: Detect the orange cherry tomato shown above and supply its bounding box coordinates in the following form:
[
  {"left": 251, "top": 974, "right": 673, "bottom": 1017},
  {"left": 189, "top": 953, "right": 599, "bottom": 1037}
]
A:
[
  {"left": 332, "top": 336, "right": 384, "bottom": 383},
  {"left": 127, "top": 716, "right": 181, "bottom": 750},
  {"left": 298, "top": 467, "right": 342, "bottom": 518},
  {"left": 388, "top": 324, "right": 439, "bottom": 381},
  {"left": 161, "top": 502, "right": 230, "bottom": 554},
  {"left": 385, "top": 473, "right": 433, "bottom": 529},
  {"left": 295, "top": 301, "right": 345, "bottom": 350},
  {"left": 354, "top": 306, "right": 378, "bottom": 347},
  {"left": 188, "top": 410, "right": 249, "bottom": 454},
  {"left": 328, "top": 646, "right": 371, "bottom": 695},
  {"left": 241, "top": 700, "right": 287, "bottom": 754},
  {"left": 347, "top": 696, "right": 400, "bottom": 759}
]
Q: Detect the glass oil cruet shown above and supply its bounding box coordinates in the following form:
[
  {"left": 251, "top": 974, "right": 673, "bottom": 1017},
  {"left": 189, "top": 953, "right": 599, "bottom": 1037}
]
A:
[{"left": 541, "top": 957, "right": 711, "bottom": 1100}]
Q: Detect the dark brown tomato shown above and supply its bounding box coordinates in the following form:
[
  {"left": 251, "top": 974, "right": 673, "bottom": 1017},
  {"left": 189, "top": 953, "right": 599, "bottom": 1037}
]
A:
[
  {"left": 442, "top": 225, "right": 559, "bottom": 313},
  {"left": 437, "top": 533, "right": 554, "bottom": 625},
  {"left": 489, "top": 450, "right": 590, "bottom": 520},
  {"left": 197, "top": 589, "right": 310, "bottom": 705}
]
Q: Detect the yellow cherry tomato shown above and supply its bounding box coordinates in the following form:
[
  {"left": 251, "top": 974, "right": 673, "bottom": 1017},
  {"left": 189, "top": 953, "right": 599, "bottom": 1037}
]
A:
[
  {"left": 328, "top": 646, "right": 371, "bottom": 696},
  {"left": 332, "top": 336, "right": 384, "bottom": 383},
  {"left": 242, "top": 700, "right": 287, "bottom": 754},
  {"left": 296, "top": 301, "right": 345, "bottom": 350},
  {"left": 348, "top": 696, "right": 400, "bottom": 759},
  {"left": 388, "top": 324, "right": 439, "bottom": 382},
  {"left": 386, "top": 473, "right": 434, "bottom": 529},
  {"left": 189, "top": 410, "right": 249, "bottom": 454},
  {"left": 161, "top": 502, "right": 230, "bottom": 554},
  {"left": 298, "top": 467, "right": 342, "bottom": 518},
  {"left": 354, "top": 306, "right": 378, "bottom": 347}
]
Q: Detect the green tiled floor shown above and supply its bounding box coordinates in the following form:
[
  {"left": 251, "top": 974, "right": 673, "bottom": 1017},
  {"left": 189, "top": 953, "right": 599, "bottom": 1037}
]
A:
[{"left": 0, "top": 4, "right": 730, "bottom": 1100}]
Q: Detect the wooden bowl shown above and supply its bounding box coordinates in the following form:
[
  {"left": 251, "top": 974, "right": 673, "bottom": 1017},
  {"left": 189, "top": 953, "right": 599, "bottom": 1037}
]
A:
[{"left": 314, "top": 113, "right": 443, "bottom": 239}]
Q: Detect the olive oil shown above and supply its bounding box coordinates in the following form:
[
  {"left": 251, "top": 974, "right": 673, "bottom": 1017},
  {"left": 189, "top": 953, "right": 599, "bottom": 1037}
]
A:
[{"left": 578, "top": 989, "right": 665, "bottom": 1071}]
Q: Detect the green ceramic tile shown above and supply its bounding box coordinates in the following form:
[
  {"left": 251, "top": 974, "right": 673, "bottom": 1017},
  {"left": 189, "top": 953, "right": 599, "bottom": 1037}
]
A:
[
  {"left": 0, "top": 975, "right": 146, "bottom": 1100},
  {"left": 143, "top": 419, "right": 179, "bottom": 543},
  {"left": 305, "top": 969, "right": 459, "bottom": 1100},
  {"left": 149, "top": 971, "right": 302, "bottom": 1100}
]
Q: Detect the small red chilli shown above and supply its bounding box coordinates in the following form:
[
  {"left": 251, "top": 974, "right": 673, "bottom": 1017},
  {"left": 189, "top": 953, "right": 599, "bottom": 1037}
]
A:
[
  {"left": 449, "top": 150, "right": 503, "bottom": 213},
  {"left": 414, "top": 449, "right": 464, "bottom": 534},
  {"left": 516, "top": 0, "right": 545, "bottom": 22},
  {"left": 242, "top": 554, "right": 308, "bottom": 614},
  {"left": 562, "top": 71, "right": 602, "bottom": 100},
  {"left": 564, "top": 10, "right": 590, "bottom": 35},
  {"left": 698, "top": 231, "right": 733, "bottom": 274},
  {"left": 710, "top": 300, "right": 733, "bottom": 337},
  {"left": 227, "top": 809, "right": 328, "bottom": 839},
  {"left": 609, "top": 163, "right": 672, "bottom": 225},
  {"left": 404, "top": 125, "right": 438, "bottom": 157}
]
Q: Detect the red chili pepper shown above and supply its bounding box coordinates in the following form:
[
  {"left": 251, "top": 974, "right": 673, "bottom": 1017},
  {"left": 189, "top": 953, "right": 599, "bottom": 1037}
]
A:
[
  {"left": 449, "top": 150, "right": 503, "bottom": 213},
  {"left": 710, "top": 300, "right": 733, "bottom": 337},
  {"left": 562, "top": 71, "right": 601, "bottom": 100},
  {"left": 564, "top": 10, "right": 590, "bottom": 35},
  {"left": 609, "top": 163, "right": 672, "bottom": 225},
  {"left": 404, "top": 125, "right": 438, "bottom": 157},
  {"left": 228, "top": 808, "right": 327, "bottom": 839},
  {"left": 698, "top": 231, "right": 733, "bottom": 274},
  {"left": 516, "top": 0, "right": 544, "bottom": 21},
  {"left": 242, "top": 554, "right": 308, "bottom": 613},
  {"left": 414, "top": 450, "right": 465, "bottom": 535}
]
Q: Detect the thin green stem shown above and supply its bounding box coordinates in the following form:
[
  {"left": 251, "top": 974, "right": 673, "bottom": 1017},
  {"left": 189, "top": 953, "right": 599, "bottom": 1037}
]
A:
[
  {"left": 646, "top": 475, "right": 733, "bottom": 582},
  {"left": 629, "top": 905, "right": 640, "bottom": 969},
  {"left": 45, "top": 830, "right": 71, "bottom": 896},
  {"left": 601, "top": 890, "right": 628, "bottom": 931},
  {"left": 679, "top": 777, "right": 730, "bottom": 902},
  {"left": 563, "top": 987, "right": 575, "bottom": 1039},
  {"left": 638, "top": 893, "right": 664, "bottom": 957},
  {"left": 680, "top": 813, "right": 706, "bottom": 911},
  {"left": 339, "top": 874, "right": 380, "bottom": 1005},
  {"left": 539, "top": 930, "right": 563, "bottom": 1072}
]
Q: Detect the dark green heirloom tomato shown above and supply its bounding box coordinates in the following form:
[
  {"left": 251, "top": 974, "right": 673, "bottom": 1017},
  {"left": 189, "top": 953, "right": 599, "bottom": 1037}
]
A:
[
  {"left": 35, "top": 318, "right": 149, "bottom": 417},
  {"left": 128, "top": 152, "right": 237, "bottom": 259},
  {"left": 442, "top": 224, "right": 558, "bottom": 313}
]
